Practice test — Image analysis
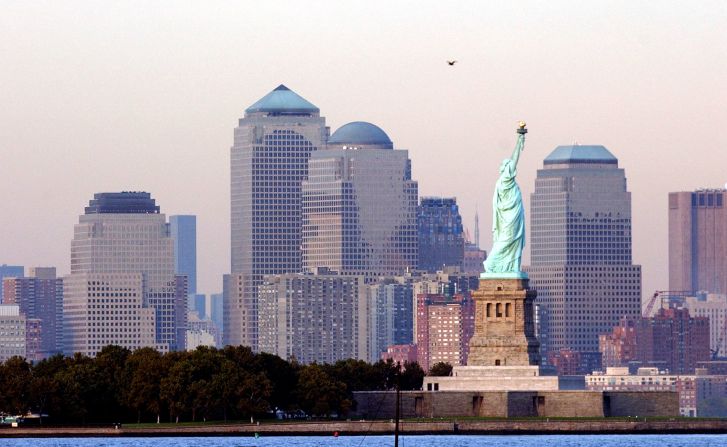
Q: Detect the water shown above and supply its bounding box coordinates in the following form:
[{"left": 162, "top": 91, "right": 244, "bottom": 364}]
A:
[{"left": 1, "top": 435, "right": 726, "bottom": 447}]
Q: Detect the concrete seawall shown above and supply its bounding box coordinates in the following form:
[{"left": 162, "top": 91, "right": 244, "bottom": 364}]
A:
[{"left": 2, "top": 419, "right": 727, "bottom": 437}]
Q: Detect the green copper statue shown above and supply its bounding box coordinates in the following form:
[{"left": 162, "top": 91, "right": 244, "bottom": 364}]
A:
[{"left": 483, "top": 122, "right": 528, "bottom": 278}]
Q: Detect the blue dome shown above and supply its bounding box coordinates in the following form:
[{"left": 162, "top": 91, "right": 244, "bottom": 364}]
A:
[
  {"left": 544, "top": 145, "right": 617, "bottom": 165},
  {"left": 245, "top": 84, "right": 319, "bottom": 115},
  {"left": 328, "top": 122, "right": 393, "bottom": 148}
]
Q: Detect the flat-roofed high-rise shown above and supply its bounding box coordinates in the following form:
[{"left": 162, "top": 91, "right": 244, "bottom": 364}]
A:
[
  {"left": 525, "top": 145, "right": 642, "bottom": 371},
  {"left": 227, "top": 85, "right": 328, "bottom": 349},
  {"left": 63, "top": 192, "right": 187, "bottom": 356},
  {"left": 669, "top": 189, "right": 727, "bottom": 295}
]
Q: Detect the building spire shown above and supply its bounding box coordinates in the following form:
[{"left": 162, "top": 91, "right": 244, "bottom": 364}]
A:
[{"left": 474, "top": 205, "right": 480, "bottom": 249}]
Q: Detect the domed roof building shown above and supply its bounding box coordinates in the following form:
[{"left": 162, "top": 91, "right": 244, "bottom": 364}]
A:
[{"left": 328, "top": 122, "right": 393, "bottom": 149}]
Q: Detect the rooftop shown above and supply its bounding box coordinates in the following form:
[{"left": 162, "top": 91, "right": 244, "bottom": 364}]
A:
[
  {"left": 328, "top": 121, "right": 393, "bottom": 148},
  {"left": 85, "top": 192, "right": 160, "bottom": 214},
  {"left": 544, "top": 145, "right": 617, "bottom": 165},
  {"left": 245, "top": 84, "right": 319, "bottom": 115}
]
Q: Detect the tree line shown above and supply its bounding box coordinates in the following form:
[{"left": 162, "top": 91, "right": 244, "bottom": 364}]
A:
[{"left": 0, "top": 345, "right": 431, "bottom": 424}]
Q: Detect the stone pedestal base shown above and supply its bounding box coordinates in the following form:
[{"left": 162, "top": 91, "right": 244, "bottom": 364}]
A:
[
  {"left": 422, "top": 365, "right": 583, "bottom": 392},
  {"left": 467, "top": 277, "right": 541, "bottom": 367}
]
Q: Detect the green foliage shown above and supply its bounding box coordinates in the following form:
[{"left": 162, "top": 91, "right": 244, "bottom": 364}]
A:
[
  {"left": 428, "top": 362, "right": 453, "bottom": 377},
  {"left": 0, "top": 345, "right": 413, "bottom": 424}
]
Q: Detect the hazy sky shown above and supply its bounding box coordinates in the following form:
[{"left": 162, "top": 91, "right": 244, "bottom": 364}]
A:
[{"left": 1, "top": 1, "right": 726, "bottom": 299}]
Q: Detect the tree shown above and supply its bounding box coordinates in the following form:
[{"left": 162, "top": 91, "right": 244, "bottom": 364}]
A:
[
  {"left": 122, "top": 348, "right": 167, "bottom": 423},
  {"left": 400, "top": 361, "right": 425, "bottom": 390},
  {"left": 428, "top": 362, "right": 453, "bottom": 377},
  {"left": 160, "top": 354, "right": 193, "bottom": 423},
  {"left": 296, "top": 364, "right": 351, "bottom": 418},
  {"left": 0, "top": 356, "right": 32, "bottom": 415}
]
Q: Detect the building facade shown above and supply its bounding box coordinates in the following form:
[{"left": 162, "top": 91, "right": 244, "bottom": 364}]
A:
[
  {"left": 2, "top": 267, "right": 63, "bottom": 360},
  {"left": 0, "top": 265, "right": 23, "bottom": 302},
  {"left": 228, "top": 85, "right": 328, "bottom": 349},
  {"left": 525, "top": 145, "right": 642, "bottom": 371},
  {"left": 63, "top": 192, "right": 187, "bottom": 356},
  {"left": 170, "top": 215, "right": 197, "bottom": 296},
  {"left": 0, "top": 305, "right": 26, "bottom": 361},
  {"left": 417, "top": 197, "right": 464, "bottom": 273},
  {"left": 684, "top": 293, "right": 727, "bottom": 358},
  {"left": 600, "top": 308, "right": 710, "bottom": 374},
  {"left": 587, "top": 367, "right": 727, "bottom": 417},
  {"left": 367, "top": 278, "right": 414, "bottom": 362},
  {"left": 669, "top": 189, "right": 727, "bottom": 295},
  {"left": 256, "top": 269, "right": 367, "bottom": 364},
  {"left": 301, "top": 121, "right": 418, "bottom": 280},
  {"left": 415, "top": 293, "right": 475, "bottom": 371}
]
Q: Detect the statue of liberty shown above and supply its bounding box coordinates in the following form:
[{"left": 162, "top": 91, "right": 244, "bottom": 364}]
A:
[{"left": 483, "top": 122, "right": 528, "bottom": 278}]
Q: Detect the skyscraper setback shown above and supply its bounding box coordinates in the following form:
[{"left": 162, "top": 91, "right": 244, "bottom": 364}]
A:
[
  {"left": 525, "top": 145, "right": 642, "bottom": 370},
  {"left": 63, "top": 192, "right": 187, "bottom": 356},
  {"left": 227, "top": 85, "right": 328, "bottom": 349}
]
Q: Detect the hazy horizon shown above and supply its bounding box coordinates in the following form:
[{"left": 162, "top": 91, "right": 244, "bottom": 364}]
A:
[{"left": 2, "top": 1, "right": 726, "bottom": 300}]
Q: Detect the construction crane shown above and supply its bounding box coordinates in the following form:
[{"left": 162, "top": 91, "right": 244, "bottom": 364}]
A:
[{"left": 643, "top": 290, "right": 692, "bottom": 317}]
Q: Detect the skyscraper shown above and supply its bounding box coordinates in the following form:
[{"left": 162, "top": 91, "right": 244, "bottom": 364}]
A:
[
  {"left": 367, "top": 278, "right": 414, "bottom": 361},
  {"left": 228, "top": 85, "right": 328, "bottom": 349},
  {"left": 3, "top": 267, "right": 63, "bottom": 360},
  {"left": 417, "top": 197, "right": 464, "bottom": 273},
  {"left": 170, "top": 215, "right": 197, "bottom": 296},
  {"left": 63, "top": 192, "right": 187, "bottom": 356},
  {"left": 525, "top": 145, "right": 642, "bottom": 370},
  {"left": 302, "top": 121, "right": 418, "bottom": 279},
  {"left": 669, "top": 189, "right": 727, "bottom": 295}
]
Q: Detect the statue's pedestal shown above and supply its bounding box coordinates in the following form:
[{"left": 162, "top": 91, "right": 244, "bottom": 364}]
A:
[
  {"left": 467, "top": 277, "right": 540, "bottom": 367},
  {"left": 422, "top": 276, "right": 584, "bottom": 392}
]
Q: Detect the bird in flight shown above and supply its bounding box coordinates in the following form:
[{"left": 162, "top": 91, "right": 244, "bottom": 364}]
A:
[{"left": 447, "top": 60, "right": 457, "bottom": 66}]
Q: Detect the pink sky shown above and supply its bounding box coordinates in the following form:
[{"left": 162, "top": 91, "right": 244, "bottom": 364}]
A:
[{"left": 1, "top": 1, "right": 726, "bottom": 300}]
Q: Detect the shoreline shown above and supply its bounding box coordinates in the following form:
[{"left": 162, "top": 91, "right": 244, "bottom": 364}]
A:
[{"left": 2, "top": 419, "right": 727, "bottom": 437}]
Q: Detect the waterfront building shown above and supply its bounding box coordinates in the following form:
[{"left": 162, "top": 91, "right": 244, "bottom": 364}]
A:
[
  {"left": 170, "top": 215, "right": 197, "bottom": 296},
  {"left": 228, "top": 85, "right": 328, "bottom": 350},
  {"left": 587, "top": 366, "right": 727, "bottom": 417},
  {"left": 301, "top": 121, "right": 417, "bottom": 280},
  {"left": 417, "top": 197, "right": 464, "bottom": 273},
  {"left": 0, "top": 265, "right": 23, "bottom": 302},
  {"left": 0, "top": 304, "right": 26, "bottom": 361},
  {"left": 684, "top": 293, "right": 727, "bottom": 358},
  {"left": 186, "top": 311, "right": 219, "bottom": 350},
  {"left": 256, "top": 269, "right": 367, "bottom": 364},
  {"left": 63, "top": 192, "right": 187, "bottom": 356},
  {"left": 524, "top": 145, "right": 642, "bottom": 371},
  {"left": 415, "top": 293, "right": 475, "bottom": 371},
  {"left": 599, "top": 308, "right": 710, "bottom": 374},
  {"left": 2, "top": 267, "right": 63, "bottom": 360},
  {"left": 669, "top": 189, "right": 727, "bottom": 295}
]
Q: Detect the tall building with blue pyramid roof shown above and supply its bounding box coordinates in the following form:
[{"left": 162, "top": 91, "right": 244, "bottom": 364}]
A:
[
  {"left": 227, "top": 85, "right": 329, "bottom": 349},
  {"left": 524, "top": 144, "right": 642, "bottom": 374}
]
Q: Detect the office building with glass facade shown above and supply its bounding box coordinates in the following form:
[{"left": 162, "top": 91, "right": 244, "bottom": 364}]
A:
[
  {"left": 170, "top": 215, "right": 197, "bottom": 296},
  {"left": 227, "top": 85, "right": 328, "bottom": 350},
  {"left": 417, "top": 197, "right": 464, "bottom": 272},
  {"left": 63, "top": 192, "right": 187, "bottom": 356},
  {"left": 301, "top": 121, "right": 417, "bottom": 280},
  {"left": 525, "top": 145, "right": 642, "bottom": 371}
]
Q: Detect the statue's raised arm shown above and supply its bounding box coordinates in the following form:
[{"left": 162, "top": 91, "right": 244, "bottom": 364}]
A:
[{"left": 482, "top": 122, "right": 528, "bottom": 278}]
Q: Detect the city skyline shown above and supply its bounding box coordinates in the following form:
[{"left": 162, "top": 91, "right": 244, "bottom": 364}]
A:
[{"left": 2, "top": 2, "right": 726, "bottom": 300}]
